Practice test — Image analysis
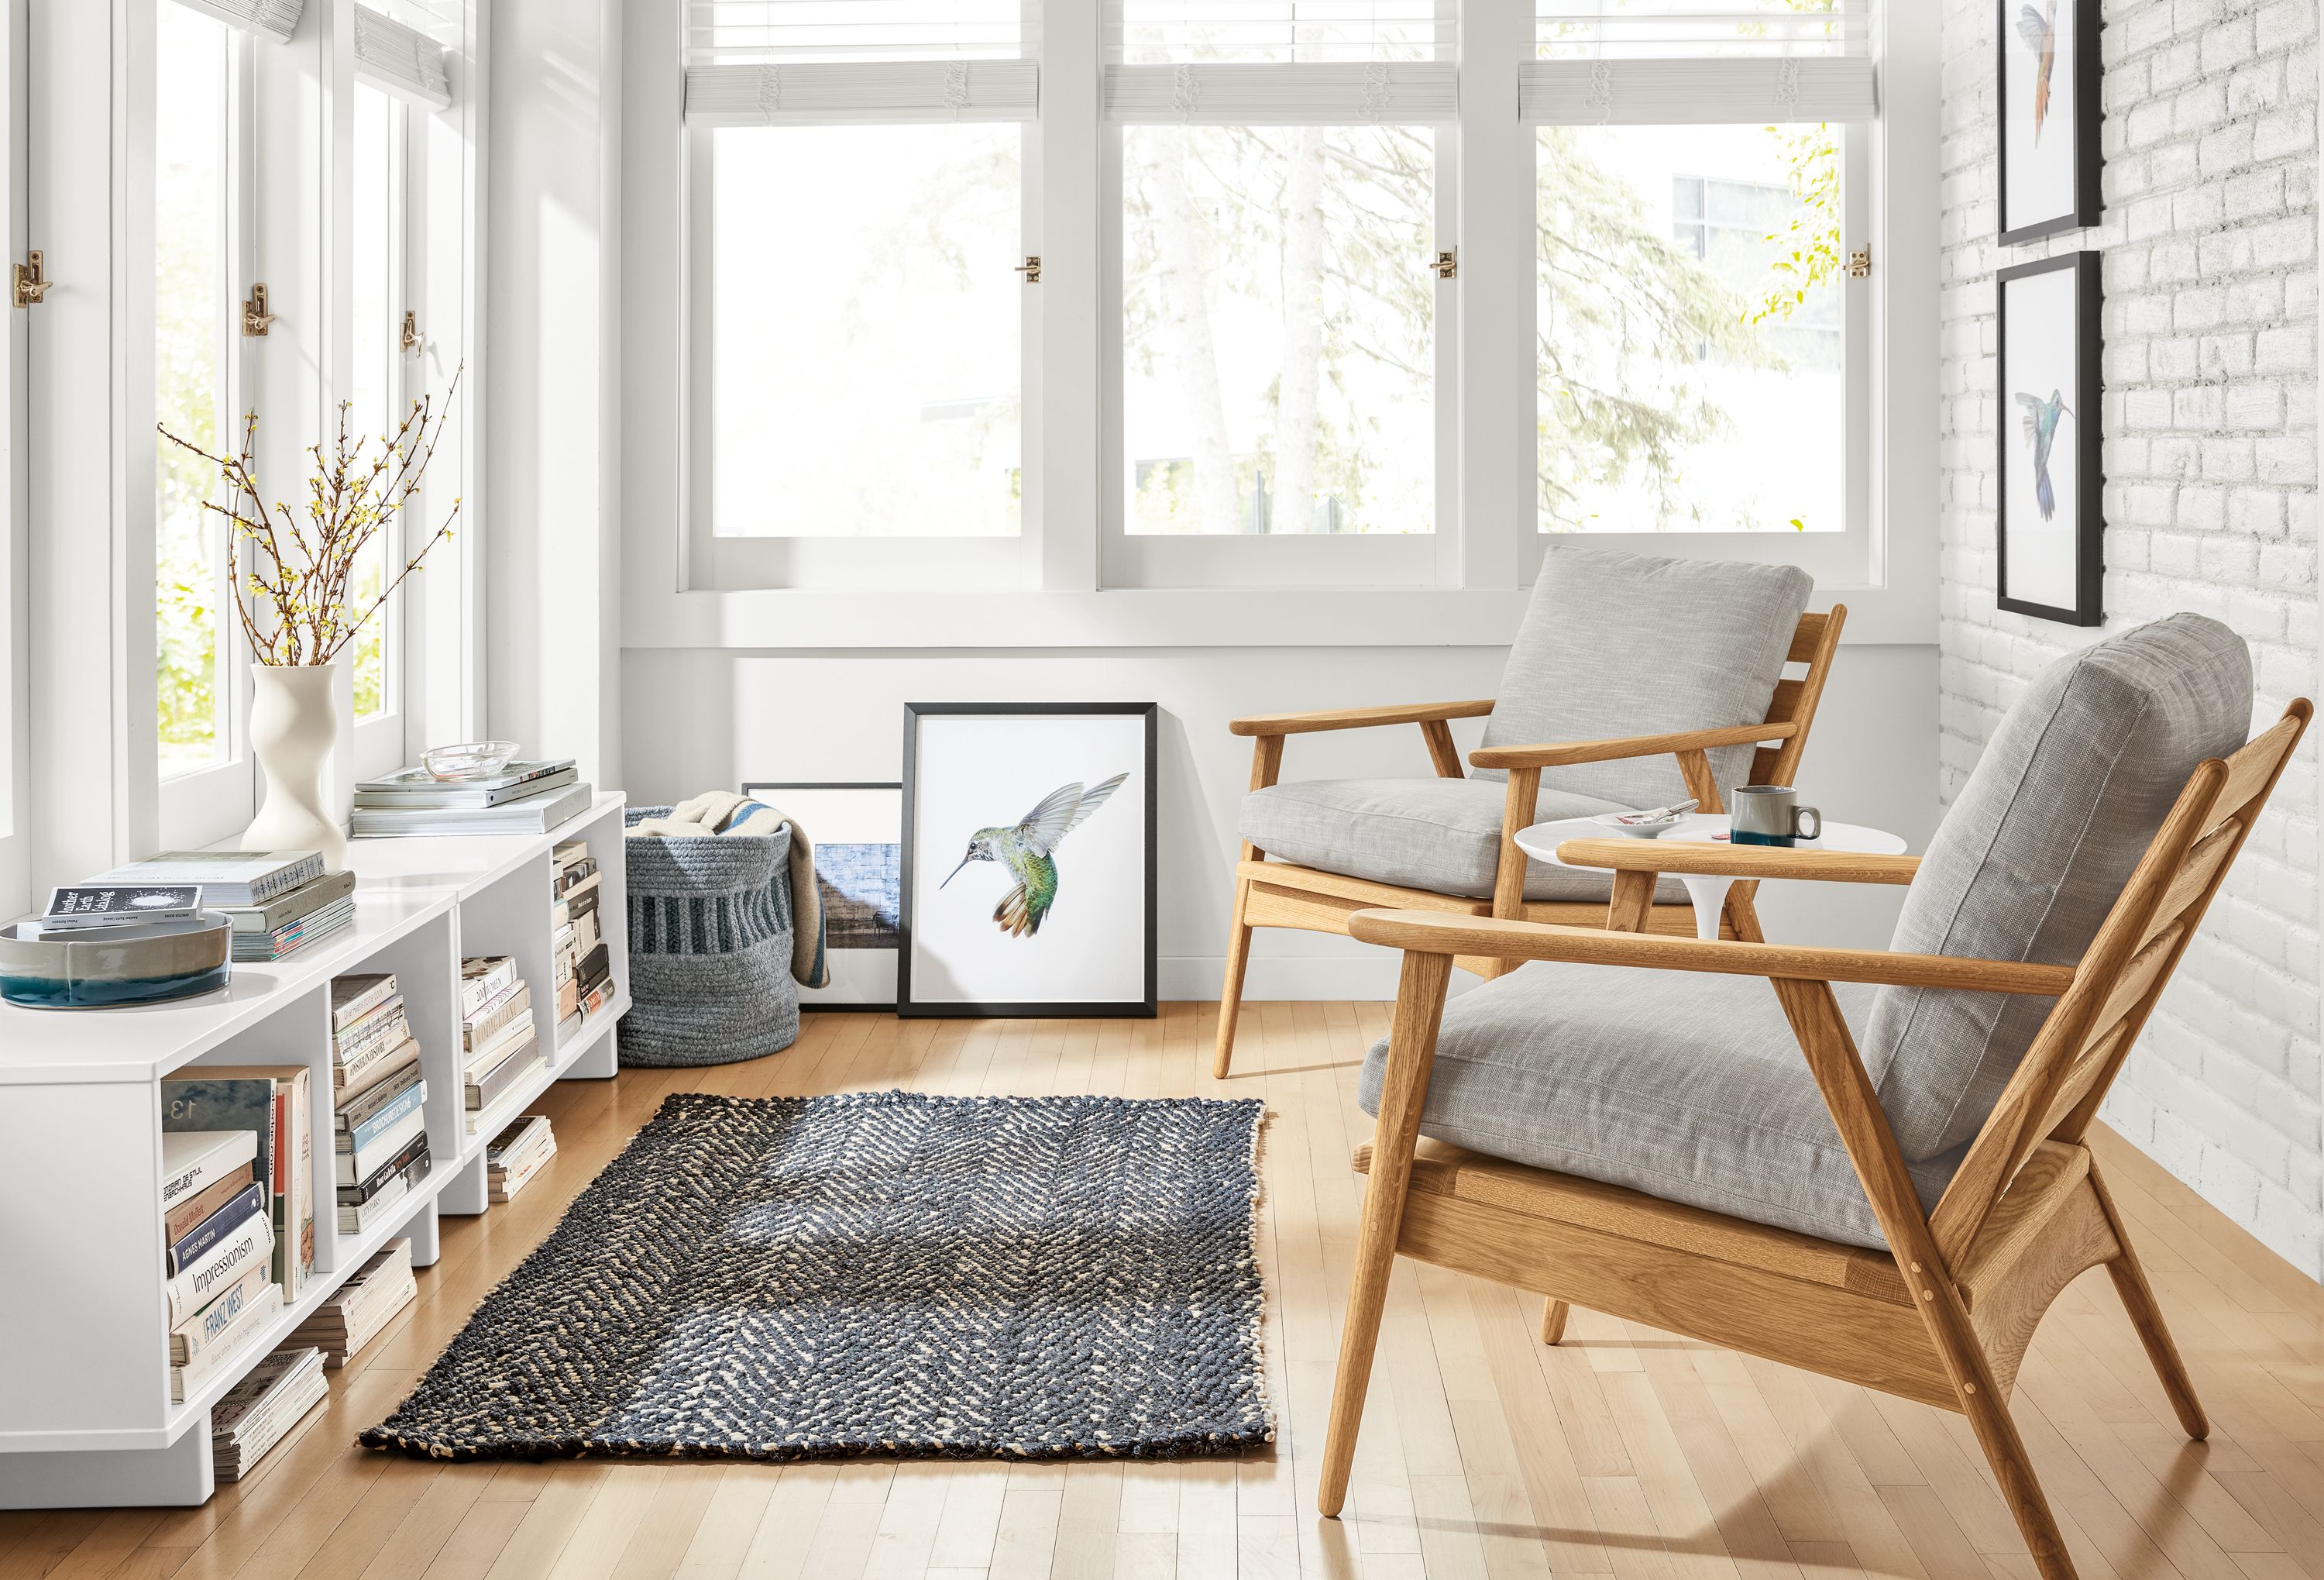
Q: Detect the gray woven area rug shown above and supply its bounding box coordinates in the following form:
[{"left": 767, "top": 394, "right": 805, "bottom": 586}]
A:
[{"left": 362, "top": 1090, "right": 1273, "bottom": 1461}]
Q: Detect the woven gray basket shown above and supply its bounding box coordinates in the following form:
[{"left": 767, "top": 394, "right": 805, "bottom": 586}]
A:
[{"left": 617, "top": 807, "right": 799, "bottom": 1067}]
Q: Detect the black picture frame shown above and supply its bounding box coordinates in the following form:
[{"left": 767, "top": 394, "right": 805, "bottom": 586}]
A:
[
  {"left": 897, "top": 702, "right": 1160, "bottom": 1019},
  {"left": 740, "top": 780, "right": 903, "bottom": 1013},
  {"left": 1996, "top": 0, "right": 2102, "bottom": 244},
  {"left": 1996, "top": 250, "right": 2103, "bottom": 626}
]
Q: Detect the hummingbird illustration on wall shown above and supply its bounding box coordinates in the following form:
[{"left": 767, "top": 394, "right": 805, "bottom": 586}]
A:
[
  {"left": 2016, "top": 0, "right": 2056, "bottom": 139},
  {"left": 2016, "top": 389, "right": 2072, "bottom": 520},
  {"left": 940, "top": 773, "right": 1130, "bottom": 937}
]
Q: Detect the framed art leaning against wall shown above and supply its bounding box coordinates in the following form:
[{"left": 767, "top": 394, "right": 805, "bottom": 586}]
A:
[
  {"left": 1996, "top": 250, "right": 2102, "bottom": 626},
  {"left": 898, "top": 704, "right": 1158, "bottom": 1019}
]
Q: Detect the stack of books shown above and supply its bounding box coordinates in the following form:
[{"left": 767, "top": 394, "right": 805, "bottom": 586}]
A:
[
  {"left": 486, "top": 1114, "right": 557, "bottom": 1203},
  {"left": 84, "top": 852, "right": 349, "bottom": 962},
  {"left": 211, "top": 1348, "right": 328, "bottom": 1482},
  {"left": 352, "top": 760, "right": 593, "bottom": 838},
  {"left": 284, "top": 1240, "right": 417, "bottom": 1368},
  {"left": 332, "top": 974, "right": 434, "bottom": 1234},
  {"left": 551, "top": 842, "right": 612, "bottom": 1042},
  {"left": 329, "top": 973, "right": 429, "bottom": 1227},
  {"left": 159, "top": 1130, "right": 280, "bottom": 1404},
  {"left": 162, "top": 1065, "right": 314, "bottom": 1305},
  {"left": 462, "top": 957, "right": 544, "bottom": 1133}
]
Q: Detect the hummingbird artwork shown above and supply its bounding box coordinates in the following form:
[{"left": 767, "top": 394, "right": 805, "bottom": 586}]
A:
[
  {"left": 2016, "top": 389, "right": 2072, "bottom": 521},
  {"left": 2015, "top": 0, "right": 2057, "bottom": 140},
  {"left": 940, "top": 773, "right": 1131, "bottom": 938}
]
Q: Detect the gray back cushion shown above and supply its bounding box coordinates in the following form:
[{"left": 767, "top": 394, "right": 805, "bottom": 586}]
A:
[
  {"left": 1477, "top": 547, "right": 1814, "bottom": 809},
  {"left": 1865, "top": 614, "right": 2254, "bottom": 1162}
]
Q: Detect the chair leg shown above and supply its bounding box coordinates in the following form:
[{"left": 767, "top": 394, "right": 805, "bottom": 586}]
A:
[
  {"left": 2089, "top": 1162, "right": 2209, "bottom": 1440},
  {"left": 1319, "top": 951, "right": 1452, "bottom": 1518},
  {"left": 1538, "top": 1298, "right": 1569, "bottom": 1344},
  {"left": 1214, "top": 876, "right": 1256, "bottom": 1079}
]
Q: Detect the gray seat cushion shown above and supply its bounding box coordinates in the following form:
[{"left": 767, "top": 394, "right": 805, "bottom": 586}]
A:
[
  {"left": 1864, "top": 613, "right": 2254, "bottom": 1161},
  {"left": 1475, "top": 546, "right": 1814, "bottom": 809},
  {"left": 1359, "top": 962, "right": 1934, "bottom": 1248},
  {"left": 1241, "top": 776, "right": 1686, "bottom": 903}
]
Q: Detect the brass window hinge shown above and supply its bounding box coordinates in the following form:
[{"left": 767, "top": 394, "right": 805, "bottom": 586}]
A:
[
  {"left": 12, "top": 250, "right": 49, "bottom": 308},
  {"left": 400, "top": 309, "right": 420, "bottom": 352},
  {"left": 1014, "top": 255, "right": 1041, "bottom": 284},
  {"left": 242, "top": 283, "right": 277, "bottom": 336},
  {"left": 1433, "top": 248, "right": 1457, "bottom": 280},
  {"left": 1848, "top": 245, "right": 1872, "bottom": 279}
]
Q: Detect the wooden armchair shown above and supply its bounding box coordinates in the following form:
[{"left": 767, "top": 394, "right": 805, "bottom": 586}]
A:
[
  {"left": 1318, "top": 617, "right": 2304, "bottom": 1580},
  {"left": 1216, "top": 602, "right": 1845, "bottom": 1076}
]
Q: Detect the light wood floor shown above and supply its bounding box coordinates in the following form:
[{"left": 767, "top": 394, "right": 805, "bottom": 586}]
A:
[{"left": 8, "top": 1003, "right": 2324, "bottom": 1580}]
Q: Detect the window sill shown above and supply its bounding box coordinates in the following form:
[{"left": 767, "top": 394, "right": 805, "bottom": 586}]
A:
[{"left": 621, "top": 579, "right": 1933, "bottom": 649}]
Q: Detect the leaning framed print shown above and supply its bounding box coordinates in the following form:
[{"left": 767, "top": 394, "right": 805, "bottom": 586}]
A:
[
  {"left": 1997, "top": 0, "right": 2100, "bottom": 243},
  {"left": 898, "top": 703, "right": 1158, "bottom": 1018},
  {"left": 1996, "top": 251, "right": 2102, "bottom": 626},
  {"left": 741, "top": 782, "right": 902, "bottom": 1010}
]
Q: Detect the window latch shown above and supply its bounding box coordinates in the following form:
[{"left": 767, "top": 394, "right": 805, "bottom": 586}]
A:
[
  {"left": 1847, "top": 246, "right": 1871, "bottom": 279},
  {"left": 242, "top": 283, "right": 277, "bottom": 337},
  {"left": 401, "top": 310, "right": 421, "bottom": 353},
  {"left": 1015, "top": 255, "right": 1041, "bottom": 284},
  {"left": 1432, "top": 248, "right": 1457, "bottom": 281},
  {"left": 12, "top": 250, "right": 49, "bottom": 308}
]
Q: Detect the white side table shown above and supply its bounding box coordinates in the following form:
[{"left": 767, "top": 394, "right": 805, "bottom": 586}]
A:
[{"left": 1514, "top": 813, "right": 1909, "bottom": 940}]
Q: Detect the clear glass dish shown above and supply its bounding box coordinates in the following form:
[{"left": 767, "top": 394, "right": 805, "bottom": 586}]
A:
[{"left": 422, "top": 740, "right": 521, "bottom": 782}]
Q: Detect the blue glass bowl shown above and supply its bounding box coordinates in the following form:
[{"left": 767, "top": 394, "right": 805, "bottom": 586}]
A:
[{"left": 0, "top": 914, "right": 233, "bottom": 1010}]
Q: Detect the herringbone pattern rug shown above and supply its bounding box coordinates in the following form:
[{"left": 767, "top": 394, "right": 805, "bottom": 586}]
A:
[{"left": 361, "top": 1089, "right": 1272, "bottom": 1461}]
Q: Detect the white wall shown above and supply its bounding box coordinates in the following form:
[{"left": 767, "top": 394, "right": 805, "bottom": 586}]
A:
[
  {"left": 1938, "top": 0, "right": 2322, "bottom": 1275},
  {"left": 621, "top": 641, "right": 1941, "bottom": 1000}
]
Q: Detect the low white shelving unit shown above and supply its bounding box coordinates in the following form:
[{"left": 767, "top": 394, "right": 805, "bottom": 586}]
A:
[{"left": 0, "top": 793, "right": 630, "bottom": 1508}]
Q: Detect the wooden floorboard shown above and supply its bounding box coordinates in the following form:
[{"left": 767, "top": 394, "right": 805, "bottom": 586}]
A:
[{"left": 16, "top": 1005, "right": 2324, "bottom": 1580}]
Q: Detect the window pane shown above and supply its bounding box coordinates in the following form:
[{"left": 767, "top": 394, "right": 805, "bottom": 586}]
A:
[
  {"left": 710, "top": 124, "right": 1022, "bottom": 539},
  {"left": 155, "top": 3, "right": 229, "bottom": 776},
  {"left": 1536, "top": 0, "right": 1855, "bottom": 60},
  {"left": 1123, "top": 125, "right": 1434, "bottom": 536},
  {"left": 348, "top": 84, "right": 396, "bottom": 721},
  {"left": 1118, "top": 0, "right": 1440, "bottom": 63},
  {"left": 1537, "top": 122, "right": 1843, "bottom": 533}
]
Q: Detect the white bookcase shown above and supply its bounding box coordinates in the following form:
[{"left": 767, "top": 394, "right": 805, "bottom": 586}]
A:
[{"left": 0, "top": 793, "right": 630, "bottom": 1508}]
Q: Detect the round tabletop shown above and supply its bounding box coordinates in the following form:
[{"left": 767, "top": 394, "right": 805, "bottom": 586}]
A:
[{"left": 1515, "top": 812, "right": 1907, "bottom": 869}]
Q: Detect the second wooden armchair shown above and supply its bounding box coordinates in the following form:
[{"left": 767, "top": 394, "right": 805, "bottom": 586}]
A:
[{"left": 1215, "top": 546, "right": 1847, "bottom": 1076}]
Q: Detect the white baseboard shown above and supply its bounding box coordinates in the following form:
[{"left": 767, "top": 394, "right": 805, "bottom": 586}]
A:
[{"left": 1158, "top": 955, "right": 1483, "bottom": 1003}]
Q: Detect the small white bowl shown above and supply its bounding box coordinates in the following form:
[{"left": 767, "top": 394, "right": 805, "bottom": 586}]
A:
[{"left": 1591, "top": 811, "right": 1683, "bottom": 839}]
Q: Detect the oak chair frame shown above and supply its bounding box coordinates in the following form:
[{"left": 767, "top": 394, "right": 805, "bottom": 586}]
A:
[
  {"left": 1318, "top": 701, "right": 2312, "bottom": 1580},
  {"left": 1215, "top": 606, "right": 1848, "bottom": 1077}
]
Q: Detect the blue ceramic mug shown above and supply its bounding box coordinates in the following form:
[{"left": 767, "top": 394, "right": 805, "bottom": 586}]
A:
[{"left": 1731, "top": 784, "right": 1820, "bottom": 847}]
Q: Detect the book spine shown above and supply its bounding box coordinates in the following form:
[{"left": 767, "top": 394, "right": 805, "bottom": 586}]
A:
[
  {"left": 460, "top": 962, "right": 516, "bottom": 1016},
  {"left": 340, "top": 1080, "right": 426, "bottom": 1153},
  {"left": 335, "top": 1109, "right": 425, "bottom": 1186},
  {"left": 465, "top": 1037, "right": 538, "bottom": 1107},
  {"left": 333, "top": 995, "right": 406, "bottom": 1054},
  {"left": 169, "top": 1285, "right": 284, "bottom": 1404},
  {"left": 165, "top": 1182, "right": 266, "bottom": 1276},
  {"left": 332, "top": 976, "right": 398, "bottom": 1031},
  {"left": 165, "top": 1216, "right": 276, "bottom": 1326},
  {"left": 249, "top": 854, "right": 326, "bottom": 906},
  {"left": 335, "top": 1021, "right": 414, "bottom": 1094},
  {"left": 335, "top": 1055, "right": 421, "bottom": 1131},
  {"left": 337, "top": 1133, "right": 429, "bottom": 1203},
  {"left": 285, "top": 1067, "right": 312, "bottom": 1298},
  {"left": 169, "top": 1263, "right": 275, "bottom": 1365},
  {"left": 462, "top": 984, "right": 532, "bottom": 1051},
  {"left": 160, "top": 1144, "right": 253, "bottom": 1212}
]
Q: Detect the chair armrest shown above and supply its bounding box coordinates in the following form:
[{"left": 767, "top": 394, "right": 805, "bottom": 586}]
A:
[
  {"left": 1467, "top": 721, "right": 1797, "bottom": 771},
  {"left": 1344, "top": 909, "right": 2072, "bottom": 997},
  {"left": 1229, "top": 698, "right": 1495, "bottom": 738},
  {"left": 1552, "top": 839, "right": 1920, "bottom": 886}
]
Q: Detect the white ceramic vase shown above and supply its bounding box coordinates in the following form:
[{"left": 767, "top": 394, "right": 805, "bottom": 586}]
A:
[{"left": 245, "top": 663, "right": 346, "bottom": 867}]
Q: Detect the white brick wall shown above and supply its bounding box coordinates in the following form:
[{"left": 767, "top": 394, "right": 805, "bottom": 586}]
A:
[{"left": 1939, "top": 0, "right": 2323, "bottom": 1275}]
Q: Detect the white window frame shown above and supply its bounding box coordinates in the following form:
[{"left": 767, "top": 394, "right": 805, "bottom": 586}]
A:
[
  {"left": 346, "top": 73, "right": 418, "bottom": 783},
  {"left": 0, "top": 0, "right": 25, "bottom": 922},
  {"left": 679, "top": 5, "right": 1047, "bottom": 592},
  {"left": 152, "top": 4, "right": 260, "bottom": 852},
  {"left": 623, "top": 0, "right": 1938, "bottom": 647},
  {"left": 1097, "top": 50, "right": 1462, "bottom": 590}
]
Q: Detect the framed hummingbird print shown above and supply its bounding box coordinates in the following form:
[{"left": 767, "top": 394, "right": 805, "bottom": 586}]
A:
[
  {"left": 741, "top": 781, "right": 903, "bottom": 1010},
  {"left": 1996, "top": 251, "right": 2102, "bottom": 626},
  {"left": 1997, "top": 0, "right": 2100, "bottom": 244},
  {"left": 897, "top": 703, "right": 1159, "bottom": 1018}
]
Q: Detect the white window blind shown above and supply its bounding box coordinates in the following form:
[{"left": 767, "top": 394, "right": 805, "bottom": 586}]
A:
[
  {"left": 684, "top": 0, "right": 1038, "bottom": 124},
  {"left": 1524, "top": 1, "right": 1875, "bottom": 123},
  {"left": 353, "top": 4, "right": 452, "bottom": 109},
  {"left": 1105, "top": 0, "right": 1455, "bottom": 126},
  {"left": 170, "top": 0, "right": 304, "bottom": 43}
]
